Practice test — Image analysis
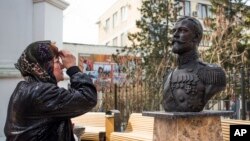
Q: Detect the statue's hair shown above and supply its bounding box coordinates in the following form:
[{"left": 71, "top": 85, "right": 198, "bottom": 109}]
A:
[{"left": 176, "top": 16, "right": 203, "bottom": 44}]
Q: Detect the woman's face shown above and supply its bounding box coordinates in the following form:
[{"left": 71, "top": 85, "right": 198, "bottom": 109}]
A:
[{"left": 53, "top": 57, "right": 64, "bottom": 82}]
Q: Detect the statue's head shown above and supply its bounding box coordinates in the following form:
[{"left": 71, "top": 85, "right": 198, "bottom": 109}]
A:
[{"left": 172, "top": 16, "right": 203, "bottom": 55}]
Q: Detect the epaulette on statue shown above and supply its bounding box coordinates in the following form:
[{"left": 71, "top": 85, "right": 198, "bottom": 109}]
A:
[
  {"left": 163, "top": 69, "right": 173, "bottom": 82},
  {"left": 197, "top": 64, "right": 226, "bottom": 86}
]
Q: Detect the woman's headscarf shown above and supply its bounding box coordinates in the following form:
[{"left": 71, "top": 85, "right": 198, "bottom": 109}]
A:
[{"left": 15, "top": 40, "right": 59, "bottom": 84}]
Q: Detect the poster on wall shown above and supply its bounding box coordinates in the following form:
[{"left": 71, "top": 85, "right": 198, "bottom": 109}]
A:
[{"left": 78, "top": 53, "right": 127, "bottom": 86}]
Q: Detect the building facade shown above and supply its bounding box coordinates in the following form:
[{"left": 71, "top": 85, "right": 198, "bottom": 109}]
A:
[
  {"left": 0, "top": 0, "right": 69, "bottom": 139},
  {"left": 97, "top": 0, "right": 212, "bottom": 48},
  {"left": 97, "top": 0, "right": 142, "bottom": 47}
]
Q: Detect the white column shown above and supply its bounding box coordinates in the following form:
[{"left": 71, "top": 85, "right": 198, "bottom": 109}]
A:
[
  {"left": 0, "top": 0, "right": 69, "bottom": 138},
  {"left": 33, "top": 0, "right": 69, "bottom": 49}
]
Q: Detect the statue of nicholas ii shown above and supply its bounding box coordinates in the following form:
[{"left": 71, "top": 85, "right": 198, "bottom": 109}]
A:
[{"left": 162, "top": 16, "right": 226, "bottom": 112}]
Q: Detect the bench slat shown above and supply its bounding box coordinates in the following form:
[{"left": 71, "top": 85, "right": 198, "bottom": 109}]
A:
[
  {"left": 71, "top": 112, "right": 106, "bottom": 141},
  {"left": 221, "top": 118, "right": 250, "bottom": 141},
  {"left": 111, "top": 113, "right": 154, "bottom": 141}
]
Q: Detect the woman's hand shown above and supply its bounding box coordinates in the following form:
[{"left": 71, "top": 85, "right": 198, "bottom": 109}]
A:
[{"left": 59, "top": 50, "right": 76, "bottom": 69}]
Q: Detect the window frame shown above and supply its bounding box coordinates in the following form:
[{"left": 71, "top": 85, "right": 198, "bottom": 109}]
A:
[
  {"left": 197, "top": 3, "right": 212, "bottom": 19},
  {"left": 120, "top": 32, "right": 127, "bottom": 47},
  {"left": 113, "top": 37, "right": 118, "bottom": 46},
  {"left": 105, "top": 18, "right": 110, "bottom": 32},
  {"left": 121, "top": 6, "right": 128, "bottom": 22},
  {"left": 113, "top": 12, "right": 118, "bottom": 28},
  {"left": 177, "top": 1, "right": 191, "bottom": 16}
]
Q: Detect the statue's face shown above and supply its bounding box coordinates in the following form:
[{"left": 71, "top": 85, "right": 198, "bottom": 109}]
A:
[{"left": 172, "top": 20, "right": 196, "bottom": 55}]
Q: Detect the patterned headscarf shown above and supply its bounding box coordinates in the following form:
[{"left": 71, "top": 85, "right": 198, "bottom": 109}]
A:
[{"left": 15, "top": 40, "right": 59, "bottom": 84}]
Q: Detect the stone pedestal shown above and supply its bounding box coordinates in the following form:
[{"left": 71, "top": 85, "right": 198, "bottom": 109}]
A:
[{"left": 143, "top": 110, "right": 233, "bottom": 141}]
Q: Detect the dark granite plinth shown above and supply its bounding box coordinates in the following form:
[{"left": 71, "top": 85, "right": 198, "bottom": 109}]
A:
[
  {"left": 142, "top": 110, "right": 233, "bottom": 119},
  {"left": 142, "top": 110, "right": 233, "bottom": 141}
]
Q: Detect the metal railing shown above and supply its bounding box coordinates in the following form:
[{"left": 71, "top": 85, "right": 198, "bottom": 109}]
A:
[{"left": 92, "top": 67, "right": 250, "bottom": 122}]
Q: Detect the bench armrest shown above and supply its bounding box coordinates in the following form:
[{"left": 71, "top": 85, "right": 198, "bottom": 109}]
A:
[{"left": 105, "top": 110, "right": 121, "bottom": 141}]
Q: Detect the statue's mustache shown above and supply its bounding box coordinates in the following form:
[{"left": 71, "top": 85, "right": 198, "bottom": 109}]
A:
[{"left": 172, "top": 39, "right": 185, "bottom": 44}]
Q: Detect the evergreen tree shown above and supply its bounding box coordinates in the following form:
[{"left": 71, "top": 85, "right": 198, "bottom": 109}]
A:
[{"left": 113, "top": 0, "right": 178, "bottom": 110}]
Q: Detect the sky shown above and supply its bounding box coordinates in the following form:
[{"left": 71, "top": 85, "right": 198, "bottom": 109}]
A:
[{"left": 63, "top": 0, "right": 117, "bottom": 45}]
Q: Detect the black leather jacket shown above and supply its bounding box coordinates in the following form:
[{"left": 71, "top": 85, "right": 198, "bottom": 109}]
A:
[{"left": 4, "top": 69, "right": 97, "bottom": 141}]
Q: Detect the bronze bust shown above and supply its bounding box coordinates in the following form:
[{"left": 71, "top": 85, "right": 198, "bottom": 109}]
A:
[{"left": 162, "top": 16, "right": 226, "bottom": 112}]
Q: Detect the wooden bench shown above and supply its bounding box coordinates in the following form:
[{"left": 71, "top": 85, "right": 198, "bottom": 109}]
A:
[
  {"left": 71, "top": 112, "right": 106, "bottom": 141},
  {"left": 109, "top": 113, "right": 154, "bottom": 141},
  {"left": 221, "top": 118, "right": 250, "bottom": 141}
]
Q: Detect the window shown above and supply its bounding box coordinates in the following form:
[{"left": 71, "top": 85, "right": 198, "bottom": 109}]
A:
[
  {"left": 200, "top": 31, "right": 211, "bottom": 47},
  {"left": 113, "top": 37, "right": 118, "bottom": 46},
  {"left": 177, "top": 1, "right": 191, "bottom": 16},
  {"left": 113, "top": 12, "right": 118, "bottom": 28},
  {"left": 120, "top": 32, "right": 127, "bottom": 47},
  {"left": 121, "top": 6, "right": 128, "bottom": 22},
  {"left": 197, "top": 3, "right": 212, "bottom": 19},
  {"left": 184, "top": 1, "right": 191, "bottom": 16},
  {"left": 105, "top": 18, "right": 110, "bottom": 32}
]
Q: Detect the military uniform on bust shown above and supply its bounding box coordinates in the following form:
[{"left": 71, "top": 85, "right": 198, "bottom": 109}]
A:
[{"left": 162, "top": 50, "right": 226, "bottom": 112}]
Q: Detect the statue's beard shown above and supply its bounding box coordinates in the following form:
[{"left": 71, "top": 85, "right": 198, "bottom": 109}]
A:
[{"left": 172, "top": 40, "right": 195, "bottom": 55}]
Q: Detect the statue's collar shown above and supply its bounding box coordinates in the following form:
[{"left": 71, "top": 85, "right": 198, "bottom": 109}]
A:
[{"left": 177, "top": 50, "right": 199, "bottom": 66}]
